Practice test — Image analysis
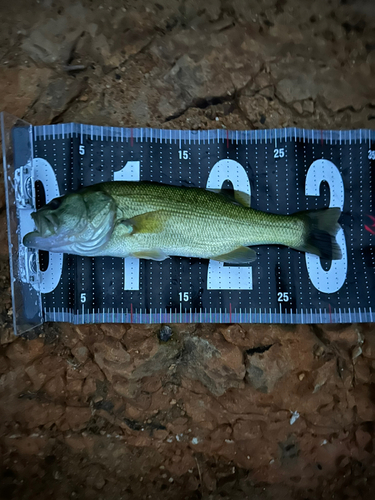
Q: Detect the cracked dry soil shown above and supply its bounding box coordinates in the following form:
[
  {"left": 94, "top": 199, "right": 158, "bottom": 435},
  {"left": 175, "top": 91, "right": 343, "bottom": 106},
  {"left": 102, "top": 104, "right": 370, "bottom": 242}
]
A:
[{"left": 1, "top": 0, "right": 375, "bottom": 499}]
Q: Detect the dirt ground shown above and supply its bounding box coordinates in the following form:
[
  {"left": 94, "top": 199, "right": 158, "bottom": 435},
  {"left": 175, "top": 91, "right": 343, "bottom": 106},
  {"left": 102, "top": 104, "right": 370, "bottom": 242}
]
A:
[{"left": 1, "top": 0, "right": 375, "bottom": 499}]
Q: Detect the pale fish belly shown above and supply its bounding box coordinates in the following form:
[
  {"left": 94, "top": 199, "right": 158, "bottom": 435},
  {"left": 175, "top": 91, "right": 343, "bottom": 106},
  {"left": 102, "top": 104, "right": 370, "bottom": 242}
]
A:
[
  {"left": 100, "top": 211, "right": 305, "bottom": 259},
  {"left": 101, "top": 211, "right": 253, "bottom": 259}
]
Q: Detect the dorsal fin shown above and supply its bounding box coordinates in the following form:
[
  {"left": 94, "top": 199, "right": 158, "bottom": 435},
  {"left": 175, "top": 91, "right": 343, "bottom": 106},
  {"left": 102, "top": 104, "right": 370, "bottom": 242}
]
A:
[{"left": 207, "top": 188, "right": 251, "bottom": 207}]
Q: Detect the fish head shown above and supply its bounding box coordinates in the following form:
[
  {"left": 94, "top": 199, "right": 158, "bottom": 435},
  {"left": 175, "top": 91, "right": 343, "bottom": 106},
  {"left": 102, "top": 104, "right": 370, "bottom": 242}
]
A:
[{"left": 23, "top": 189, "right": 116, "bottom": 254}]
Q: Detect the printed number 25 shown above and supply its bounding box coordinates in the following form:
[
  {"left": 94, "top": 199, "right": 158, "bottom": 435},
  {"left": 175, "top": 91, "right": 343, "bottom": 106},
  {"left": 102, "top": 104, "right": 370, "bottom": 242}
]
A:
[{"left": 274, "top": 148, "right": 285, "bottom": 158}]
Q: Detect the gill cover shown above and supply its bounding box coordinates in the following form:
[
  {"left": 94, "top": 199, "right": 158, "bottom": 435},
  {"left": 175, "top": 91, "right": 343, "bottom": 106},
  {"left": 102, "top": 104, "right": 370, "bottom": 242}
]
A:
[{"left": 23, "top": 189, "right": 116, "bottom": 255}]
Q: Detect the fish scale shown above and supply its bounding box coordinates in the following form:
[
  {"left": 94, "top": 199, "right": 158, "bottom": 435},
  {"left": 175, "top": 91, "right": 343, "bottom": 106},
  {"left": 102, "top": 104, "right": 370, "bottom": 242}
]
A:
[{"left": 100, "top": 182, "right": 307, "bottom": 259}]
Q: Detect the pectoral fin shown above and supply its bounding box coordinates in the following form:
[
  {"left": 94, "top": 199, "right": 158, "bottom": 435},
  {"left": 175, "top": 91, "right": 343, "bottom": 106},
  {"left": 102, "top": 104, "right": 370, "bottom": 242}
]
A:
[
  {"left": 212, "top": 246, "right": 257, "bottom": 264},
  {"left": 119, "top": 210, "right": 168, "bottom": 235},
  {"left": 131, "top": 250, "right": 169, "bottom": 261}
]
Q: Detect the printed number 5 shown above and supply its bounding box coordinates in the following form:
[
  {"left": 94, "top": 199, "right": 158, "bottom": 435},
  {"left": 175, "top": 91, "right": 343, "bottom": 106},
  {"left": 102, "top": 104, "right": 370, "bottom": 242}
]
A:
[{"left": 80, "top": 293, "right": 86, "bottom": 303}]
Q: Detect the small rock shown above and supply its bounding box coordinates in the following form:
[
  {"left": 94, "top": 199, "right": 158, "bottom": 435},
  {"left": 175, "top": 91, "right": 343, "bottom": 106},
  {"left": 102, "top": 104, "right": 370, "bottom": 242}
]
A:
[
  {"left": 113, "top": 379, "right": 139, "bottom": 399},
  {"left": 312, "top": 359, "right": 338, "bottom": 393},
  {"left": 159, "top": 325, "right": 173, "bottom": 342},
  {"left": 355, "top": 428, "right": 372, "bottom": 450},
  {"left": 0, "top": 328, "right": 16, "bottom": 346},
  {"left": 0, "top": 67, "right": 53, "bottom": 119},
  {"left": 6, "top": 338, "right": 44, "bottom": 364},
  {"left": 21, "top": 6, "right": 87, "bottom": 65},
  {"left": 141, "top": 376, "right": 162, "bottom": 393},
  {"left": 353, "top": 358, "right": 371, "bottom": 384},
  {"left": 220, "top": 324, "right": 248, "bottom": 346},
  {"left": 84, "top": 465, "right": 106, "bottom": 490},
  {"left": 362, "top": 326, "right": 375, "bottom": 359},
  {"left": 232, "top": 420, "right": 262, "bottom": 441},
  {"left": 5, "top": 436, "right": 47, "bottom": 456},
  {"left": 24, "top": 364, "right": 47, "bottom": 391},
  {"left": 245, "top": 343, "right": 294, "bottom": 393},
  {"left": 276, "top": 76, "right": 317, "bottom": 103},
  {"left": 65, "top": 406, "right": 92, "bottom": 431},
  {"left": 91, "top": 338, "right": 132, "bottom": 381},
  {"left": 351, "top": 386, "right": 375, "bottom": 421},
  {"left": 100, "top": 324, "right": 126, "bottom": 340},
  {"left": 292, "top": 101, "right": 303, "bottom": 114},
  {"left": 180, "top": 333, "right": 245, "bottom": 396},
  {"left": 19, "top": 402, "right": 65, "bottom": 429},
  {"left": 319, "top": 324, "right": 361, "bottom": 351},
  {"left": 81, "top": 377, "right": 97, "bottom": 401},
  {"left": 26, "top": 78, "right": 84, "bottom": 123},
  {"left": 71, "top": 343, "right": 89, "bottom": 364},
  {"left": 259, "top": 86, "right": 275, "bottom": 99},
  {"left": 44, "top": 374, "right": 66, "bottom": 397},
  {"left": 338, "top": 456, "right": 350, "bottom": 468},
  {"left": 302, "top": 99, "right": 315, "bottom": 113},
  {"left": 66, "top": 379, "right": 84, "bottom": 398}
]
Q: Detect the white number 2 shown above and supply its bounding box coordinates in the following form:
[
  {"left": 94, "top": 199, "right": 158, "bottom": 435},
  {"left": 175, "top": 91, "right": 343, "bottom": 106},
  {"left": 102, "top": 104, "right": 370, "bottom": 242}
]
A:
[{"left": 206, "top": 159, "right": 253, "bottom": 290}]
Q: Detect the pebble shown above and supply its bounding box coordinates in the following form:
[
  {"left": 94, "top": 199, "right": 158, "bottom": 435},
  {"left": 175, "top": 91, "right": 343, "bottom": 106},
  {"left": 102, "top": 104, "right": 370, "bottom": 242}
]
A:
[{"left": 159, "top": 325, "right": 173, "bottom": 342}]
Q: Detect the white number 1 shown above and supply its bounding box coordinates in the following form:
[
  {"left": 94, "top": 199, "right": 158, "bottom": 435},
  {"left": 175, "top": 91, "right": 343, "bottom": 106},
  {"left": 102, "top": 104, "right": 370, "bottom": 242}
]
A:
[{"left": 114, "top": 161, "right": 141, "bottom": 291}]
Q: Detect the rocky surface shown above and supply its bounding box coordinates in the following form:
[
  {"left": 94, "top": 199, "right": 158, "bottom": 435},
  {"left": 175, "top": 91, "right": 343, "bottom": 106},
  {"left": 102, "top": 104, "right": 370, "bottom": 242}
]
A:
[{"left": 1, "top": 0, "right": 375, "bottom": 499}]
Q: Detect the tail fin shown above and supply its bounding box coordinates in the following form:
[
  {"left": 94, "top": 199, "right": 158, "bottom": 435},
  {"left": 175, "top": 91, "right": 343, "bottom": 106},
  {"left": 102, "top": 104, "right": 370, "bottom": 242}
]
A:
[{"left": 294, "top": 208, "right": 342, "bottom": 260}]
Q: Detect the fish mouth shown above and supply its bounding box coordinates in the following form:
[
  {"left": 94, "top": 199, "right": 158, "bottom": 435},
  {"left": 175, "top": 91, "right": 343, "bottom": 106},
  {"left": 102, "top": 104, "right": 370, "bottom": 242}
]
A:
[
  {"left": 23, "top": 211, "right": 65, "bottom": 251},
  {"left": 32, "top": 211, "right": 59, "bottom": 235}
]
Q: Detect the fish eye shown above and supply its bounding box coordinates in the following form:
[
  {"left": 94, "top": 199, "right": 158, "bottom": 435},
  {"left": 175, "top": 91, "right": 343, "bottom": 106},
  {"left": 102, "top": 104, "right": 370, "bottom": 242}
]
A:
[{"left": 48, "top": 197, "right": 63, "bottom": 210}]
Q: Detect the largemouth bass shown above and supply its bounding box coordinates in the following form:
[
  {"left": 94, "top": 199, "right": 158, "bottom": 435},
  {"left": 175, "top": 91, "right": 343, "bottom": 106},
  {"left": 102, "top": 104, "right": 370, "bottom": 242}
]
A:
[{"left": 23, "top": 181, "right": 342, "bottom": 263}]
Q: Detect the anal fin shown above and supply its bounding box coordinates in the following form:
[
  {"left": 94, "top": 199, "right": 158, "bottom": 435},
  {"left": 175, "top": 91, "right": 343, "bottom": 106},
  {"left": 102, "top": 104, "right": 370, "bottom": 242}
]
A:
[
  {"left": 131, "top": 250, "right": 169, "bottom": 261},
  {"left": 212, "top": 246, "right": 257, "bottom": 264}
]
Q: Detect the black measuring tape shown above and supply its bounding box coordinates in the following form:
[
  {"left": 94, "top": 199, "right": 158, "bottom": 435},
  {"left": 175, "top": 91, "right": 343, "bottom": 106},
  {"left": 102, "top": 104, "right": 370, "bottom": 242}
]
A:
[{"left": 12, "top": 124, "right": 375, "bottom": 324}]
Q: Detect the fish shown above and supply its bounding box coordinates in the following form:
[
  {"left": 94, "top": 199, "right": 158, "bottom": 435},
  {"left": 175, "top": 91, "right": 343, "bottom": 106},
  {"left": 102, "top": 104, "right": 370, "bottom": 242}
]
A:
[{"left": 23, "top": 181, "right": 342, "bottom": 264}]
